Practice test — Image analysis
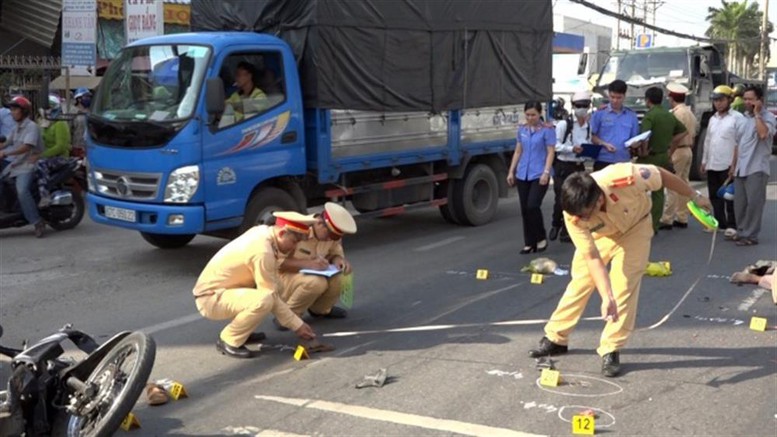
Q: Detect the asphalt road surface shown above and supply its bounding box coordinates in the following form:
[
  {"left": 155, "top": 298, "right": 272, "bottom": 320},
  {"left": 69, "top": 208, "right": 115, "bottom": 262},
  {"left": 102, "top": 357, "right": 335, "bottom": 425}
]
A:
[{"left": 1, "top": 160, "right": 776, "bottom": 436}]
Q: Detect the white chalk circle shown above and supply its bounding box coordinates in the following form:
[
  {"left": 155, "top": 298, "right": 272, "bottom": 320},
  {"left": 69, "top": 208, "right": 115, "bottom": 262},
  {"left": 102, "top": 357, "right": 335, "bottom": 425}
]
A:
[
  {"left": 558, "top": 405, "right": 616, "bottom": 428},
  {"left": 535, "top": 373, "right": 624, "bottom": 397}
]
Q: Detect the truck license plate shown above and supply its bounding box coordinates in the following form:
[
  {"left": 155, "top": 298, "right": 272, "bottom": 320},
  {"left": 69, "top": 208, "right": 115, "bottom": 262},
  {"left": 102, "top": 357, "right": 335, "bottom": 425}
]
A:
[{"left": 105, "top": 206, "right": 136, "bottom": 222}]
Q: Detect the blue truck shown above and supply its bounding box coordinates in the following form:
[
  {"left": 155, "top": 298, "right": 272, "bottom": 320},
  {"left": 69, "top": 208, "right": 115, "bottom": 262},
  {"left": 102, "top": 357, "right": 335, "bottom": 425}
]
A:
[{"left": 85, "top": 1, "right": 555, "bottom": 248}]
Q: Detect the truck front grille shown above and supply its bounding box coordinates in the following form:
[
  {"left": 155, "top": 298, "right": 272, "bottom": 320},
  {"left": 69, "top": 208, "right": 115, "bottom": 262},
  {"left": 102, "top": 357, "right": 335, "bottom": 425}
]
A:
[{"left": 93, "top": 169, "right": 161, "bottom": 201}]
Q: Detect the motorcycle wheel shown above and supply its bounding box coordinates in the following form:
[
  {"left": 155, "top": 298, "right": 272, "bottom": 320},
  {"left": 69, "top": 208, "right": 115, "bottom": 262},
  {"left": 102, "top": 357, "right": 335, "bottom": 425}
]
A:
[
  {"left": 52, "top": 332, "right": 156, "bottom": 437},
  {"left": 47, "top": 191, "right": 85, "bottom": 231}
]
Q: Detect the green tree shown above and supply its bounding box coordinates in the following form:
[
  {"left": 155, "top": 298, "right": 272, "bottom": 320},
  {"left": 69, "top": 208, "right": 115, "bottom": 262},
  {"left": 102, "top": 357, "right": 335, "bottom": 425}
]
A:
[{"left": 706, "top": 0, "right": 772, "bottom": 77}]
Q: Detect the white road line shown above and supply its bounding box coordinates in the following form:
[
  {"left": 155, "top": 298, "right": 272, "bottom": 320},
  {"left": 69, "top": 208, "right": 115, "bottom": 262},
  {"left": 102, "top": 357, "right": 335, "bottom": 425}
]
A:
[
  {"left": 737, "top": 288, "right": 768, "bottom": 312},
  {"left": 254, "top": 395, "right": 542, "bottom": 437},
  {"left": 413, "top": 236, "right": 465, "bottom": 252},
  {"left": 141, "top": 313, "right": 201, "bottom": 335}
]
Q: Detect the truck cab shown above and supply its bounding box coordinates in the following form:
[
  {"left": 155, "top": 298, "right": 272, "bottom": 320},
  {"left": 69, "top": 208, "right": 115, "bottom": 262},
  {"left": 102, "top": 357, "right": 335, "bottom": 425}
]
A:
[
  {"left": 594, "top": 45, "right": 729, "bottom": 179},
  {"left": 87, "top": 32, "right": 305, "bottom": 248}
]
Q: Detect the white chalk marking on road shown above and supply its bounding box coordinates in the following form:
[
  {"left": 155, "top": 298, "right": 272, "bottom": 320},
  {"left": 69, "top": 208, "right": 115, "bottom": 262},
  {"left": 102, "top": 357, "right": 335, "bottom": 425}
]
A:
[
  {"left": 521, "top": 401, "right": 557, "bottom": 413},
  {"left": 486, "top": 369, "right": 524, "bottom": 379},
  {"left": 413, "top": 236, "right": 465, "bottom": 252},
  {"left": 323, "top": 316, "right": 602, "bottom": 338},
  {"left": 141, "top": 313, "right": 201, "bottom": 335},
  {"left": 557, "top": 405, "right": 616, "bottom": 428},
  {"left": 737, "top": 288, "right": 768, "bottom": 312},
  {"left": 535, "top": 374, "right": 623, "bottom": 398},
  {"left": 255, "top": 430, "right": 309, "bottom": 437},
  {"left": 254, "top": 395, "right": 541, "bottom": 437}
]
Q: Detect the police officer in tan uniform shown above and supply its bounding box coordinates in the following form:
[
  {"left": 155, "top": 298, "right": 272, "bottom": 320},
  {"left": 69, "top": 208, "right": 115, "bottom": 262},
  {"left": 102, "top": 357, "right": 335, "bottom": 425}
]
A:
[
  {"left": 528, "top": 163, "right": 712, "bottom": 376},
  {"left": 277, "top": 202, "right": 357, "bottom": 324},
  {"left": 193, "top": 211, "right": 318, "bottom": 358}
]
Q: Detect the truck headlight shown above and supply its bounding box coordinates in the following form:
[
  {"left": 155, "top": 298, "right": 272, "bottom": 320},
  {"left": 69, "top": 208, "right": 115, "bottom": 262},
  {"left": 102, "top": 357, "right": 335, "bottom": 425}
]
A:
[{"left": 164, "top": 165, "right": 199, "bottom": 203}]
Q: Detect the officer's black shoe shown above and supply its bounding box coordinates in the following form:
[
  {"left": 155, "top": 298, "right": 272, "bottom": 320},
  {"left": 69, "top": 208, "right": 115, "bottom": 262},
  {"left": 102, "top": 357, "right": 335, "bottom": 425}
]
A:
[
  {"left": 246, "top": 331, "right": 267, "bottom": 343},
  {"left": 216, "top": 339, "right": 251, "bottom": 358},
  {"left": 601, "top": 351, "right": 621, "bottom": 377},
  {"left": 528, "top": 337, "right": 568, "bottom": 358},
  {"left": 309, "top": 306, "right": 348, "bottom": 319},
  {"left": 272, "top": 318, "right": 289, "bottom": 331},
  {"left": 549, "top": 226, "right": 560, "bottom": 241},
  {"left": 672, "top": 221, "right": 688, "bottom": 229},
  {"left": 658, "top": 223, "right": 673, "bottom": 230}
]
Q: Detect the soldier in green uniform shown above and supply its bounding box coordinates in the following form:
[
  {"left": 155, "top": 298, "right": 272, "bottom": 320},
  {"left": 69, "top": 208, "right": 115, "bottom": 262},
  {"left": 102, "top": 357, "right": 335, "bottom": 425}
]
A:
[{"left": 635, "top": 87, "right": 687, "bottom": 231}]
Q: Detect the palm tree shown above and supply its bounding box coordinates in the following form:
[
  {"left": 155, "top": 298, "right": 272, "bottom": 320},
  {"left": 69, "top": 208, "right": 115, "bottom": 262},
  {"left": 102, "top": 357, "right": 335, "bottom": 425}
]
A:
[{"left": 706, "top": 0, "right": 772, "bottom": 77}]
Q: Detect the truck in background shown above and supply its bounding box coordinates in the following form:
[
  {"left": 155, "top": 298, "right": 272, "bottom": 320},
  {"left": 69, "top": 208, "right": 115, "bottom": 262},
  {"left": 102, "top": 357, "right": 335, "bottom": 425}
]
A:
[
  {"left": 594, "top": 45, "right": 730, "bottom": 180},
  {"left": 84, "top": 0, "right": 554, "bottom": 249}
]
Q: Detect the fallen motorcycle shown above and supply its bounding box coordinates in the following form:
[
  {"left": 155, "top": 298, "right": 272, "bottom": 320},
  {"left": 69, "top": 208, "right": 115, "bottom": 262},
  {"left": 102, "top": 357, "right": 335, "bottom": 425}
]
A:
[{"left": 0, "top": 324, "right": 155, "bottom": 436}]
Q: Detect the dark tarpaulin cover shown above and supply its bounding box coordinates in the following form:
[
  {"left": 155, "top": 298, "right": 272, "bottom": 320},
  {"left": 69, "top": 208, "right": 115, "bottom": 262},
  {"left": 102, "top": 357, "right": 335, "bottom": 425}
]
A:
[{"left": 191, "top": 0, "right": 553, "bottom": 112}]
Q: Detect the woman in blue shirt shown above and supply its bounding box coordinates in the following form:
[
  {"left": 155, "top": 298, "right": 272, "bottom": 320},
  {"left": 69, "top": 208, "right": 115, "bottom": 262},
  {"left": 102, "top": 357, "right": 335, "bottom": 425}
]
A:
[{"left": 507, "top": 101, "right": 556, "bottom": 254}]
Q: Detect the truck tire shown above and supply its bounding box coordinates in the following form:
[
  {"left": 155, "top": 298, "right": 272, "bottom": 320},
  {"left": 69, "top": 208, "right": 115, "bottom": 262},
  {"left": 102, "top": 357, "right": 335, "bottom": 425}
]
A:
[
  {"left": 690, "top": 127, "right": 707, "bottom": 181},
  {"left": 140, "top": 232, "right": 195, "bottom": 249},
  {"left": 241, "top": 187, "right": 300, "bottom": 233},
  {"left": 439, "top": 181, "right": 462, "bottom": 224},
  {"left": 450, "top": 163, "right": 499, "bottom": 226}
]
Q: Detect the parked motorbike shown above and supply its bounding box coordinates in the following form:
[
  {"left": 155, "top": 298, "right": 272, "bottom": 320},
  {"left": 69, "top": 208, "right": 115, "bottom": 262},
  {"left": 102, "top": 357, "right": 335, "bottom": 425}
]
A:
[
  {"left": 0, "top": 324, "right": 155, "bottom": 436},
  {"left": 0, "top": 157, "right": 86, "bottom": 232}
]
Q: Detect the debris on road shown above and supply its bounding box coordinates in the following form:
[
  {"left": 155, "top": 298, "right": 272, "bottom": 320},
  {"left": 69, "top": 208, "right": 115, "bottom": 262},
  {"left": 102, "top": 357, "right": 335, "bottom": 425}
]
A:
[{"left": 355, "top": 368, "right": 388, "bottom": 389}]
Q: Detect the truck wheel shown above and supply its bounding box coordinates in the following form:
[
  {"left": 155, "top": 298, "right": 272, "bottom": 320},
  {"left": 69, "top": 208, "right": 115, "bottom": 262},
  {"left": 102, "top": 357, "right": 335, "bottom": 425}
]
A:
[
  {"left": 451, "top": 164, "right": 499, "bottom": 226},
  {"left": 241, "top": 187, "right": 300, "bottom": 233},
  {"left": 439, "top": 180, "right": 462, "bottom": 224},
  {"left": 140, "top": 232, "right": 195, "bottom": 249},
  {"left": 690, "top": 127, "right": 707, "bottom": 181}
]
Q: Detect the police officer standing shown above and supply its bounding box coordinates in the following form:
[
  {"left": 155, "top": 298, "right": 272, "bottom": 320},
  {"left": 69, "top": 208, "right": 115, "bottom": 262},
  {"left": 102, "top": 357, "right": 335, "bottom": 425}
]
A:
[
  {"left": 659, "top": 83, "right": 698, "bottom": 230},
  {"left": 528, "top": 163, "right": 712, "bottom": 377}
]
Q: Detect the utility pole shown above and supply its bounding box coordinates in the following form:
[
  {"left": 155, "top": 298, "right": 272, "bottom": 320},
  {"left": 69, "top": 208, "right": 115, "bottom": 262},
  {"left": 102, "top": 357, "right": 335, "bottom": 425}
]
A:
[
  {"left": 630, "top": 0, "right": 636, "bottom": 49},
  {"left": 616, "top": 0, "right": 622, "bottom": 50},
  {"left": 760, "top": 0, "right": 769, "bottom": 80}
]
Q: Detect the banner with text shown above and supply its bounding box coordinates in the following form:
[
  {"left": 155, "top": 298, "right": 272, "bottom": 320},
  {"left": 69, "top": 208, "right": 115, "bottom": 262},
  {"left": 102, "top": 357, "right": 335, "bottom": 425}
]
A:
[
  {"left": 125, "top": 0, "right": 164, "bottom": 45},
  {"left": 62, "top": 0, "right": 97, "bottom": 70}
]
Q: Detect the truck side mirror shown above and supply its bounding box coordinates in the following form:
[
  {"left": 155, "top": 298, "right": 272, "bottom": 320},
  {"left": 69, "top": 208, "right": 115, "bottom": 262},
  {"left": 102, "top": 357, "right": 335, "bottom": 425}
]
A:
[
  {"left": 205, "top": 78, "right": 225, "bottom": 120},
  {"left": 577, "top": 53, "right": 589, "bottom": 76}
]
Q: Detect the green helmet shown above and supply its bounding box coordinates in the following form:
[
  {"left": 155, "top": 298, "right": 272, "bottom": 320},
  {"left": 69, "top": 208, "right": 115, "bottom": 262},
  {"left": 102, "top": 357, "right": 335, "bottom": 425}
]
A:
[{"left": 732, "top": 83, "right": 745, "bottom": 96}]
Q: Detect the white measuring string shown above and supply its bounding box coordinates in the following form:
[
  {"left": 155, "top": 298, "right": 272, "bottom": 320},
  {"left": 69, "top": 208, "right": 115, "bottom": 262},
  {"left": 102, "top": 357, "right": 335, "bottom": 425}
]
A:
[{"left": 323, "top": 230, "right": 718, "bottom": 338}]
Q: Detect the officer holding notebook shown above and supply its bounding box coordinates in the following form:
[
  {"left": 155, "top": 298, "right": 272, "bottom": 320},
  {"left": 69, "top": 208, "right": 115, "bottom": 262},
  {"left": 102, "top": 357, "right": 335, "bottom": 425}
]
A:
[{"left": 276, "top": 202, "right": 358, "bottom": 326}]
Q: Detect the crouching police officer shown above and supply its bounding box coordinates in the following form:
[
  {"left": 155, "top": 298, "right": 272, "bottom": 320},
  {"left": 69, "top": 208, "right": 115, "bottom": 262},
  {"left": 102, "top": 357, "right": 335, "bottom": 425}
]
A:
[
  {"left": 276, "top": 202, "right": 357, "bottom": 325},
  {"left": 193, "top": 212, "right": 318, "bottom": 358}
]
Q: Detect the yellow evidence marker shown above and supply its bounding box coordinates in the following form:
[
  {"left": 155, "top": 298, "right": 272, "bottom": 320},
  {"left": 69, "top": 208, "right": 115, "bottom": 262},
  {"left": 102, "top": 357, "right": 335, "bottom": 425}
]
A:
[
  {"left": 476, "top": 269, "right": 489, "bottom": 280},
  {"left": 572, "top": 414, "right": 595, "bottom": 435},
  {"left": 120, "top": 412, "right": 141, "bottom": 431},
  {"left": 749, "top": 316, "right": 768, "bottom": 332},
  {"left": 531, "top": 273, "right": 544, "bottom": 284},
  {"left": 168, "top": 381, "right": 188, "bottom": 400},
  {"left": 539, "top": 368, "right": 560, "bottom": 387},
  {"left": 294, "top": 345, "right": 310, "bottom": 360}
]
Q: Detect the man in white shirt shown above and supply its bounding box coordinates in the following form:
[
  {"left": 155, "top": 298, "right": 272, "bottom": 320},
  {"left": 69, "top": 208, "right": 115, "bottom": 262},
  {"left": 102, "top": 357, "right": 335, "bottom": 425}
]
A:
[
  {"left": 701, "top": 85, "right": 742, "bottom": 238},
  {"left": 549, "top": 91, "right": 592, "bottom": 243}
]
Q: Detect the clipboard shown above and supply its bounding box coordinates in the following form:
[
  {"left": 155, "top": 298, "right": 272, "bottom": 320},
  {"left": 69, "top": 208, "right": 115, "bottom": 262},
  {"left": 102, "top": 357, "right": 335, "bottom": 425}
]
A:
[{"left": 576, "top": 143, "right": 602, "bottom": 159}]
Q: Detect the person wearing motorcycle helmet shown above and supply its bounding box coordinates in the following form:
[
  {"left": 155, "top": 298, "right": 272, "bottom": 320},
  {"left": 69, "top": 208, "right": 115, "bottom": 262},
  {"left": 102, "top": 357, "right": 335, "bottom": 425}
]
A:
[
  {"left": 35, "top": 94, "right": 71, "bottom": 209},
  {"left": 702, "top": 84, "right": 741, "bottom": 238},
  {"left": 731, "top": 83, "right": 745, "bottom": 113},
  {"left": 0, "top": 95, "right": 46, "bottom": 237},
  {"left": 71, "top": 87, "right": 91, "bottom": 157}
]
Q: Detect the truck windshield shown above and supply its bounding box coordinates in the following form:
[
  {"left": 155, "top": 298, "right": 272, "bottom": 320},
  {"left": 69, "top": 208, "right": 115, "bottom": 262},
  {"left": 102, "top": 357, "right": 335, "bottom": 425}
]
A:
[
  {"left": 93, "top": 44, "right": 211, "bottom": 122},
  {"left": 599, "top": 51, "right": 688, "bottom": 87}
]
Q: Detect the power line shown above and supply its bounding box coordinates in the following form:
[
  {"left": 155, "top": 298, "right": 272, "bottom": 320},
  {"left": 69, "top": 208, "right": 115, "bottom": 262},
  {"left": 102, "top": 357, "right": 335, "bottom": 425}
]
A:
[{"left": 570, "top": 0, "right": 777, "bottom": 43}]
